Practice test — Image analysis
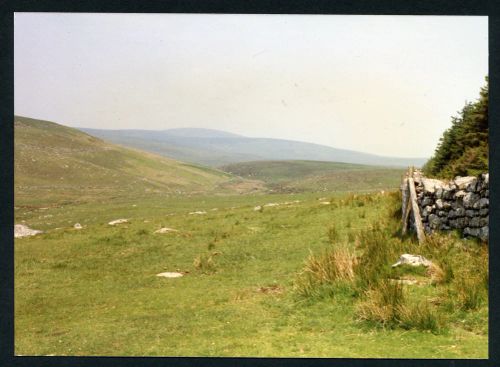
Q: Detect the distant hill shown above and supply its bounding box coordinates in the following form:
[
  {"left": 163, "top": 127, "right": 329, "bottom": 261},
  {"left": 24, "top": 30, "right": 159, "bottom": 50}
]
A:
[
  {"left": 14, "top": 116, "right": 235, "bottom": 206},
  {"left": 221, "top": 160, "right": 405, "bottom": 193},
  {"left": 80, "top": 127, "right": 427, "bottom": 168}
]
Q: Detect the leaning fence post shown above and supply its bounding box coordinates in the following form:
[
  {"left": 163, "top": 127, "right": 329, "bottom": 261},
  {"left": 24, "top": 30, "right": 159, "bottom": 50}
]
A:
[
  {"left": 401, "top": 176, "right": 411, "bottom": 235},
  {"left": 407, "top": 172, "right": 426, "bottom": 243}
]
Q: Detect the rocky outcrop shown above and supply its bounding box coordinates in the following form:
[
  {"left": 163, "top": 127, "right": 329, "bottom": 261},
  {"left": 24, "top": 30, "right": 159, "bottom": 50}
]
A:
[{"left": 408, "top": 172, "right": 488, "bottom": 241}]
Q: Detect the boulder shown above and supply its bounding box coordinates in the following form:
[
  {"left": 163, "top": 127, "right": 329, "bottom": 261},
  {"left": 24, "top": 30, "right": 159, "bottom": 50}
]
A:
[
  {"left": 108, "top": 219, "right": 128, "bottom": 225},
  {"left": 14, "top": 224, "right": 43, "bottom": 238},
  {"left": 156, "top": 272, "right": 184, "bottom": 278},
  {"left": 392, "top": 254, "right": 432, "bottom": 268},
  {"left": 454, "top": 176, "right": 477, "bottom": 190},
  {"left": 421, "top": 178, "right": 448, "bottom": 194}
]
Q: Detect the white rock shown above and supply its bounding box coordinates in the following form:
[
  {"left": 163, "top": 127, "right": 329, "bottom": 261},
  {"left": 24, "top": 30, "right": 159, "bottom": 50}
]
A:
[
  {"left": 74, "top": 223, "right": 83, "bottom": 229},
  {"left": 14, "top": 224, "right": 43, "bottom": 238},
  {"left": 154, "top": 227, "right": 178, "bottom": 234},
  {"left": 108, "top": 219, "right": 128, "bottom": 225},
  {"left": 156, "top": 272, "right": 183, "bottom": 278},
  {"left": 264, "top": 203, "right": 279, "bottom": 207},
  {"left": 189, "top": 211, "right": 206, "bottom": 215},
  {"left": 454, "top": 176, "right": 477, "bottom": 190},
  {"left": 320, "top": 201, "right": 331, "bottom": 205},
  {"left": 421, "top": 178, "right": 448, "bottom": 194},
  {"left": 392, "top": 254, "right": 432, "bottom": 268},
  {"left": 254, "top": 206, "right": 262, "bottom": 211}
]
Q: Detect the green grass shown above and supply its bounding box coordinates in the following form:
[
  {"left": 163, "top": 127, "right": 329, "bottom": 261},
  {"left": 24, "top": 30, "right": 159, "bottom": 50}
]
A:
[
  {"left": 220, "top": 160, "right": 405, "bottom": 193},
  {"left": 15, "top": 190, "right": 487, "bottom": 357}
]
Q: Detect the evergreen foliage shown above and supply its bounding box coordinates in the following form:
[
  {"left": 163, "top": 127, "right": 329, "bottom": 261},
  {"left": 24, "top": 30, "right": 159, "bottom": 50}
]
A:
[{"left": 423, "top": 78, "right": 488, "bottom": 178}]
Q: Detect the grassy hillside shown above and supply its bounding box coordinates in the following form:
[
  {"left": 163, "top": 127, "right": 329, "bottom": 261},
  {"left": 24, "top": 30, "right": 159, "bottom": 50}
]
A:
[
  {"left": 221, "top": 160, "right": 405, "bottom": 193},
  {"left": 15, "top": 190, "right": 487, "bottom": 357},
  {"left": 81, "top": 127, "right": 427, "bottom": 168},
  {"left": 14, "top": 116, "right": 234, "bottom": 207}
]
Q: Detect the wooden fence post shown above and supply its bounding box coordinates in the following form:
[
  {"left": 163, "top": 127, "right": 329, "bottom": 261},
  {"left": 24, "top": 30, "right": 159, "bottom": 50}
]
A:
[{"left": 408, "top": 174, "right": 426, "bottom": 244}]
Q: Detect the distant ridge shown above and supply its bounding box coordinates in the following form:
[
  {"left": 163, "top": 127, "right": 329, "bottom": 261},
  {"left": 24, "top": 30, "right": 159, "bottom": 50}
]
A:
[{"left": 80, "top": 127, "right": 428, "bottom": 168}]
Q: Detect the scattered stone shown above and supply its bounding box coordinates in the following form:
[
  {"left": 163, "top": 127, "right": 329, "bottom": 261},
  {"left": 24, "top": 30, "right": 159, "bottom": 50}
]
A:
[
  {"left": 189, "top": 211, "right": 207, "bottom": 215},
  {"left": 264, "top": 203, "right": 280, "bottom": 207},
  {"left": 14, "top": 224, "right": 43, "bottom": 238},
  {"left": 254, "top": 206, "right": 262, "bottom": 211},
  {"left": 392, "top": 254, "right": 432, "bottom": 268},
  {"left": 108, "top": 219, "right": 128, "bottom": 225},
  {"left": 320, "top": 201, "right": 331, "bottom": 205},
  {"left": 73, "top": 223, "right": 83, "bottom": 230},
  {"left": 154, "top": 227, "right": 178, "bottom": 234},
  {"left": 156, "top": 272, "right": 184, "bottom": 278}
]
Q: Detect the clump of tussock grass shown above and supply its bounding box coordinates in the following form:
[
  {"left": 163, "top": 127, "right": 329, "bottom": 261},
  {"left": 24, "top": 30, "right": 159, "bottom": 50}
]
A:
[
  {"left": 294, "top": 247, "right": 357, "bottom": 298},
  {"left": 356, "top": 281, "right": 405, "bottom": 328},
  {"left": 454, "top": 271, "right": 487, "bottom": 311},
  {"left": 193, "top": 251, "right": 220, "bottom": 274},
  {"left": 397, "top": 301, "right": 444, "bottom": 333},
  {"left": 356, "top": 281, "right": 443, "bottom": 333}
]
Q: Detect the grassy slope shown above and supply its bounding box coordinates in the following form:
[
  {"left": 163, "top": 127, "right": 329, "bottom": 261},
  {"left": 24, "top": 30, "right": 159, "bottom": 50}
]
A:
[
  {"left": 221, "top": 160, "right": 405, "bottom": 192},
  {"left": 15, "top": 190, "right": 487, "bottom": 357},
  {"left": 14, "top": 116, "right": 233, "bottom": 206}
]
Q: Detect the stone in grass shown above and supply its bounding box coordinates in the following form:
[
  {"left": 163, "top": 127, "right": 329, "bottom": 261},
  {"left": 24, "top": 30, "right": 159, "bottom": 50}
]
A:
[
  {"left": 14, "top": 224, "right": 43, "bottom": 238},
  {"left": 392, "top": 254, "right": 432, "bottom": 268},
  {"left": 156, "top": 272, "right": 184, "bottom": 278},
  {"left": 108, "top": 219, "right": 128, "bottom": 225},
  {"left": 74, "top": 223, "right": 83, "bottom": 229},
  {"left": 154, "top": 227, "right": 179, "bottom": 234}
]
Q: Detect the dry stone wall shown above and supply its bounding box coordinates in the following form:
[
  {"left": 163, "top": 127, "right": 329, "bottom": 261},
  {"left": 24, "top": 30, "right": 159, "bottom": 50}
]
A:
[{"left": 408, "top": 171, "right": 489, "bottom": 241}]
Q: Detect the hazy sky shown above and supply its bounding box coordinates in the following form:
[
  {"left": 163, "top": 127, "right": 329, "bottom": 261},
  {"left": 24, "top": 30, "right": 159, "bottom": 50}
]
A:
[{"left": 15, "top": 13, "right": 487, "bottom": 158}]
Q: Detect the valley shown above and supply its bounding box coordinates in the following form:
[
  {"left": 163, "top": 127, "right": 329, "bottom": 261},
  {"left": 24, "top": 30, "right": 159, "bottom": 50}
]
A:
[{"left": 13, "top": 116, "right": 488, "bottom": 358}]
